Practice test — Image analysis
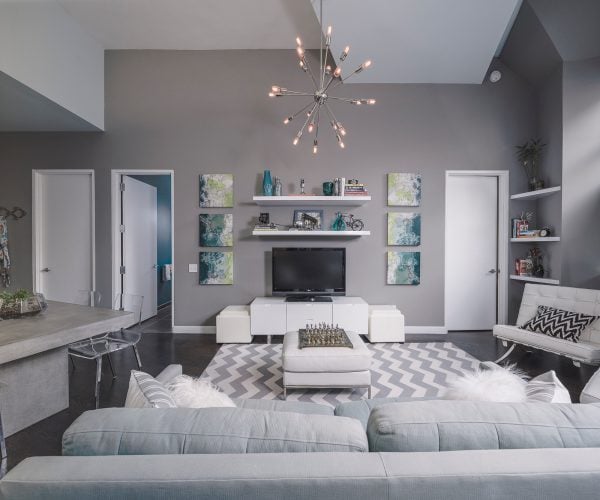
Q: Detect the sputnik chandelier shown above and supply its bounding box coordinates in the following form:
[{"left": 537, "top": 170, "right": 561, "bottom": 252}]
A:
[{"left": 268, "top": 0, "right": 375, "bottom": 153}]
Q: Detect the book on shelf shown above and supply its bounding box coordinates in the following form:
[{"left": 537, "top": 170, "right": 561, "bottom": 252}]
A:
[
  {"left": 253, "top": 224, "right": 279, "bottom": 231},
  {"left": 343, "top": 192, "right": 369, "bottom": 196}
]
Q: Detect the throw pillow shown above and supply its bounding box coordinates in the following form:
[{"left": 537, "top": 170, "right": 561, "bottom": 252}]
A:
[
  {"left": 124, "top": 370, "right": 177, "bottom": 409},
  {"left": 442, "top": 364, "right": 527, "bottom": 403},
  {"left": 525, "top": 370, "right": 571, "bottom": 403},
  {"left": 521, "top": 305, "right": 598, "bottom": 343},
  {"left": 167, "top": 375, "right": 236, "bottom": 408},
  {"left": 581, "top": 367, "right": 600, "bottom": 404}
]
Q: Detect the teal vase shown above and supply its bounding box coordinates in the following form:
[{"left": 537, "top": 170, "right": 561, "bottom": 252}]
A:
[
  {"left": 263, "top": 170, "right": 273, "bottom": 196},
  {"left": 332, "top": 212, "right": 346, "bottom": 231}
]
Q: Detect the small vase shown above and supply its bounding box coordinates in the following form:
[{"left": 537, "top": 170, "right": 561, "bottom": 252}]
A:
[
  {"left": 332, "top": 212, "right": 346, "bottom": 231},
  {"left": 274, "top": 177, "right": 282, "bottom": 196},
  {"left": 262, "top": 170, "right": 273, "bottom": 196},
  {"left": 528, "top": 176, "right": 545, "bottom": 191}
]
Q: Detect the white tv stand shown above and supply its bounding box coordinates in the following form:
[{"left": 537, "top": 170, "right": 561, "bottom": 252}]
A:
[{"left": 250, "top": 296, "right": 368, "bottom": 343}]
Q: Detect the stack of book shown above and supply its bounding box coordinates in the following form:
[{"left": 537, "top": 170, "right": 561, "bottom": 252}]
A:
[
  {"left": 344, "top": 183, "right": 368, "bottom": 196},
  {"left": 253, "top": 224, "right": 278, "bottom": 231}
]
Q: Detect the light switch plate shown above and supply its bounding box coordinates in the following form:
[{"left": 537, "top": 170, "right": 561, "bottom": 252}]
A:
[{"left": 188, "top": 264, "right": 198, "bottom": 273}]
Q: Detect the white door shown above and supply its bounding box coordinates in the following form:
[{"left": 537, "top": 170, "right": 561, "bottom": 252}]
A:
[
  {"left": 122, "top": 176, "right": 157, "bottom": 322},
  {"left": 34, "top": 171, "right": 94, "bottom": 303},
  {"left": 445, "top": 175, "right": 498, "bottom": 330}
]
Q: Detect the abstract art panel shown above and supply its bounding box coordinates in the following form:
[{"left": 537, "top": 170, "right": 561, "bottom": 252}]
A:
[
  {"left": 199, "top": 214, "right": 233, "bottom": 247},
  {"left": 388, "top": 173, "right": 422, "bottom": 207},
  {"left": 387, "top": 251, "right": 420, "bottom": 285},
  {"left": 199, "top": 252, "right": 233, "bottom": 285},
  {"left": 387, "top": 212, "right": 421, "bottom": 246},
  {"left": 199, "top": 174, "right": 233, "bottom": 208}
]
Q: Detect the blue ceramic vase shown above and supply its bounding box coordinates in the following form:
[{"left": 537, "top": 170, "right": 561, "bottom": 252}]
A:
[{"left": 263, "top": 170, "right": 273, "bottom": 196}]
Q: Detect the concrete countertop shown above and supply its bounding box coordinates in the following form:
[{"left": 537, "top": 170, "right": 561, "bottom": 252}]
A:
[{"left": 0, "top": 301, "right": 134, "bottom": 364}]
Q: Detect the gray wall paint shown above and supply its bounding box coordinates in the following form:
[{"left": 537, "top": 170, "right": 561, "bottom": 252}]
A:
[
  {"left": 561, "top": 56, "right": 600, "bottom": 289},
  {"left": 0, "top": 51, "right": 535, "bottom": 327}
]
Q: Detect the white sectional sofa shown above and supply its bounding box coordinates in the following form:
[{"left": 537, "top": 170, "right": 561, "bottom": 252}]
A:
[{"left": 494, "top": 284, "right": 600, "bottom": 366}]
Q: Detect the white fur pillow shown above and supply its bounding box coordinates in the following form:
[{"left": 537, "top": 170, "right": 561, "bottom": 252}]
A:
[
  {"left": 167, "top": 375, "right": 236, "bottom": 408},
  {"left": 443, "top": 364, "right": 528, "bottom": 403}
]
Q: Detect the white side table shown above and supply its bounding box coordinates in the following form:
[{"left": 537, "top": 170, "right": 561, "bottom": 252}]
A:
[
  {"left": 216, "top": 306, "right": 252, "bottom": 343},
  {"left": 368, "top": 305, "right": 405, "bottom": 343}
]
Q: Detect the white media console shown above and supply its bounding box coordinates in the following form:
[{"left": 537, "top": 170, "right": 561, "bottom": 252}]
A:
[{"left": 250, "top": 297, "right": 368, "bottom": 342}]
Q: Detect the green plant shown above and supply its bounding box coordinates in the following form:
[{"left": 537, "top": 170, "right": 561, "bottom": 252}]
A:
[
  {"left": 516, "top": 139, "right": 546, "bottom": 180},
  {"left": 0, "top": 289, "right": 32, "bottom": 305}
]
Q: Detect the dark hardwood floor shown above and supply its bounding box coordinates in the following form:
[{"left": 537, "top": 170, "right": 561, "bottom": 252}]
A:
[{"left": 6, "top": 305, "right": 598, "bottom": 470}]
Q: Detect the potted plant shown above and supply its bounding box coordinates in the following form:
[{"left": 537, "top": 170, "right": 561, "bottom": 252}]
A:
[
  {"left": 516, "top": 139, "right": 546, "bottom": 191},
  {"left": 0, "top": 290, "right": 44, "bottom": 319}
]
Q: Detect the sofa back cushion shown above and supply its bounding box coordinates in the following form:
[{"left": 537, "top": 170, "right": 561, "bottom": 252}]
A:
[
  {"left": 367, "top": 400, "right": 600, "bottom": 452},
  {"left": 516, "top": 284, "right": 600, "bottom": 344},
  {"left": 63, "top": 407, "right": 367, "bottom": 456}
]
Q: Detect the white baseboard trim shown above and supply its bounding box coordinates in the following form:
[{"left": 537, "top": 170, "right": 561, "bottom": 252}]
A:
[
  {"left": 172, "top": 325, "right": 216, "bottom": 334},
  {"left": 405, "top": 326, "right": 448, "bottom": 335}
]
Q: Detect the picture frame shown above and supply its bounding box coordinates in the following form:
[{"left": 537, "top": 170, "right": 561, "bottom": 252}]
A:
[{"left": 292, "top": 209, "right": 324, "bottom": 230}]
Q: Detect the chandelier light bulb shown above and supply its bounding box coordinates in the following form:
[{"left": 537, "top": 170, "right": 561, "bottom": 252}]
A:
[
  {"left": 293, "top": 136, "right": 300, "bottom": 146},
  {"left": 308, "top": 122, "right": 314, "bottom": 133},
  {"left": 268, "top": 92, "right": 275, "bottom": 97},
  {"left": 284, "top": 116, "right": 292, "bottom": 124},
  {"left": 367, "top": 99, "right": 376, "bottom": 105},
  {"left": 296, "top": 36, "right": 302, "bottom": 47},
  {"left": 327, "top": 25, "right": 332, "bottom": 36},
  {"left": 313, "top": 140, "right": 318, "bottom": 154},
  {"left": 363, "top": 60, "right": 372, "bottom": 69},
  {"left": 339, "top": 141, "right": 345, "bottom": 149},
  {"left": 272, "top": 86, "right": 281, "bottom": 93},
  {"left": 340, "top": 46, "right": 350, "bottom": 61},
  {"left": 296, "top": 46, "right": 304, "bottom": 58},
  {"left": 325, "top": 65, "right": 332, "bottom": 75},
  {"left": 333, "top": 67, "right": 342, "bottom": 78}
]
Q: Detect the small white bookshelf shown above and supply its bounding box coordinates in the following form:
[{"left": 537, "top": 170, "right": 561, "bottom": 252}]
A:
[
  {"left": 252, "top": 230, "right": 370, "bottom": 237},
  {"left": 252, "top": 195, "right": 370, "bottom": 207},
  {"left": 510, "top": 275, "right": 560, "bottom": 285},
  {"left": 510, "top": 186, "right": 561, "bottom": 201},
  {"left": 510, "top": 237, "right": 560, "bottom": 243}
]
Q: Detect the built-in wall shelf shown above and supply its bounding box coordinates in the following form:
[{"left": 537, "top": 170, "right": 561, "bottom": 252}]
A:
[
  {"left": 510, "top": 275, "right": 560, "bottom": 285},
  {"left": 510, "top": 237, "right": 560, "bottom": 243},
  {"left": 252, "top": 230, "right": 370, "bottom": 237},
  {"left": 510, "top": 186, "right": 561, "bottom": 201},
  {"left": 252, "top": 195, "right": 371, "bottom": 207}
]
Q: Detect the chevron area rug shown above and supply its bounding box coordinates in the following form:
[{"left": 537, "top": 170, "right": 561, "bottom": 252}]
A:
[{"left": 200, "top": 342, "right": 480, "bottom": 407}]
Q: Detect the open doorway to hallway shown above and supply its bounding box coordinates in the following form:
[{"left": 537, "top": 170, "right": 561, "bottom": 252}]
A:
[{"left": 111, "top": 170, "right": 174, "bottom": 327}]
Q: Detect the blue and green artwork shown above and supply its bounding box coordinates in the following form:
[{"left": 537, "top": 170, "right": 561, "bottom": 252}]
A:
[
  {"left": 388, "top": 173, "right": 421, "bottom": 207},
  {"left": 387, "top": 212, "right": 421, "bottom": 246},
  {"left": 387, "top": 251, "right": 420, "bottom": 285},
  {"left": 199, "top": 174, "right": 233, "bottom": 208},
  {"left": 199, "top": 214, "right": 233, "bottom": 247},
  {"left": 199, "top": 252, "right": 233, "bottom": 285}
]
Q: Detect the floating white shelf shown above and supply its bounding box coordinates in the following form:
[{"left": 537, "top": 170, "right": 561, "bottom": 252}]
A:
[
  {"left": 510, "top": 275, "right": 560, "bottom": 285},
  {"left": 252, "top": 230, "right": 370, "bottom": 237},
  {"left": 510, "top": 186, "right": 561, "bottom": 201},
  {"left": 252, "top": 195, "right": 371, "bottom": 207},
  {"left": 510, "top": 237, "right": 560, "bottom": 242}
]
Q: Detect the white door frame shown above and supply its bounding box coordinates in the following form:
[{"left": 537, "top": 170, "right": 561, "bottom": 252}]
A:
[
  {"left": 111, "top": 169, "right": 174, "bottom": 327},
  {"left": 444, "top": 170, "right": 509, "bottom": 328},
  {"left": 32, "top": 169, "right": 96, "bottom": 296}
]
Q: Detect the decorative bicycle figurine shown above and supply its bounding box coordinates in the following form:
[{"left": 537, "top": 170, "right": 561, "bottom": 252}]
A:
[{"left": 332, "top": 212, "right": 364, "bottom": 231}]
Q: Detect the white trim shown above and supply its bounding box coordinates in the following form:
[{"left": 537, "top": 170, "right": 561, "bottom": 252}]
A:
[
  {"left": 111, "top": 169, "right": 175, "bottom": 328},
  {"left": 405, "top": 326, "right": 448, "bottom": 335},
  {"left": 444, "top": 170, "right": 509, "bottom": 329},
  {"left": 32, "top": 169, "right": 96, "bottom": 297},
  {"left": 172, "top": 326, "right": 216, "bottom": 334}
]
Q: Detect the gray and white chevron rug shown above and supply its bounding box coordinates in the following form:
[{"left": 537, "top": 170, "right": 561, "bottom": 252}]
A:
[{"left": 201, "top": 342, "right": 480, "bottom": 407}]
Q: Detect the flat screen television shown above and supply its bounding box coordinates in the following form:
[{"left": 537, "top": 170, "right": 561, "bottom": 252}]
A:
[{"left": 272, "top": 247, "right": 346, "bottom": 297}]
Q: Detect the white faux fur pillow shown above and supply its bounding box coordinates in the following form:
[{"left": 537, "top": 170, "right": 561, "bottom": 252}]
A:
[
  {"left": 167, "top": 375, "right": 236, "bottom": 408},
  {"left": 442, "top": 364, "right": 528, "bottom": 403}
]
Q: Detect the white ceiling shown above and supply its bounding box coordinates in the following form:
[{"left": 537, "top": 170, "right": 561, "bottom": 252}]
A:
[{"left": 57, "top": 0, "right": 522, "bottom": 84}]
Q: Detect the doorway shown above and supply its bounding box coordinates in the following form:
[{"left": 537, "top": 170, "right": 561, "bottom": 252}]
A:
[
  {"left": 445, "top": 171, "right": 508, "bottom": 331},
  {"left": 32, "top": 170, "right": 95, "bottom": 303},
  {"left": 111, "top": 170, "right": 174, "bottom": 325}
]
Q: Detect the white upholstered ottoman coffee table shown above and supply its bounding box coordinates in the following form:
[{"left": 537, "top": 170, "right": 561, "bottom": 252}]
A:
[{"left": 282, "top": 330, "right": 372, "bottom": 399}]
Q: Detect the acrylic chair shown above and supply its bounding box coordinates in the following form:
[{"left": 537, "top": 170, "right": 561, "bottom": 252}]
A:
[{"left": 68, "top": 293, "right": 144, "bottom": 408}]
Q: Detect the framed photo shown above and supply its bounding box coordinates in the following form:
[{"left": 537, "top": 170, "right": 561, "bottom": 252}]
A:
[
  {"left": 199, "top": 214, "right": 233, "bottom": 247},
  {"left": 199, "top": 251, "right": 233, "bottom": 285},
  {"left": 388, "top": 173, "right": 422, "bottom": 207},
  {"left": 292, "top": 209, "right": 323, "bottom": 230},
  {"left": 387, "top": 251, "right": 420, "bottom": 285},
  {"left": 199, "top": 174, "right": 233, "bottom": 208},
  {"left": 387, "top": 212, "right": 421, "bottom": 246}
]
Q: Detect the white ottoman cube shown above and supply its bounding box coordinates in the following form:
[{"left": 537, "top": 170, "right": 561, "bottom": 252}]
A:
[
  {"left": 216, "top": 306, "right": 251, "bottom": 343},
  {"left": 282, "top": 330, "right": 371, "bottom": 399},
  {"left": 368, "top": 305, "right": 405, "bottom": 343}
]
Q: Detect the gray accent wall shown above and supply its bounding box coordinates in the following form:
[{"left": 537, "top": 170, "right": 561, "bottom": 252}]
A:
[
  {"left": 0, "top": 50, "right": 535, "bottom": 327},
  {"left": 561, "top": 56, "right": 600, "bottom": 289}
]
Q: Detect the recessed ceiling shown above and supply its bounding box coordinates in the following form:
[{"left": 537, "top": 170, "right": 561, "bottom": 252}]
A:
[
  {"left": 57, "top": 0, "right": 322, "bottom": 50},
  {"left": 58, "top": 0, "right": 522, "bottom": 84}
]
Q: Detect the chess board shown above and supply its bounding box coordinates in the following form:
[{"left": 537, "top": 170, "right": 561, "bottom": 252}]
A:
[{"left": 298, "top": 325, "right": 353, "bottom": 349}]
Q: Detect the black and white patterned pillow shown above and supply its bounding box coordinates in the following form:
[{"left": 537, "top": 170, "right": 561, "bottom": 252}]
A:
[{"left": 521, "top": 305, "right": 598, "bottom": 343}]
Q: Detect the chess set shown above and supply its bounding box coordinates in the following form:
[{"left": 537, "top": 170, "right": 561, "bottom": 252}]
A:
[{"left": 298, "top": 323, "right": 354, "bottom": 349}]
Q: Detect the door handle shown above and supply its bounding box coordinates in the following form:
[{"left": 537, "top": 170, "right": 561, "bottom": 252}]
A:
[
  {"left": 153, "top": 265, "right": 158, "bottom": 270},
  {"left": 41, "top": 268, "right": 51, "bottom": 272},
  {"left": 488, "top": 269, "right": 498, "bottom": 274}
]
